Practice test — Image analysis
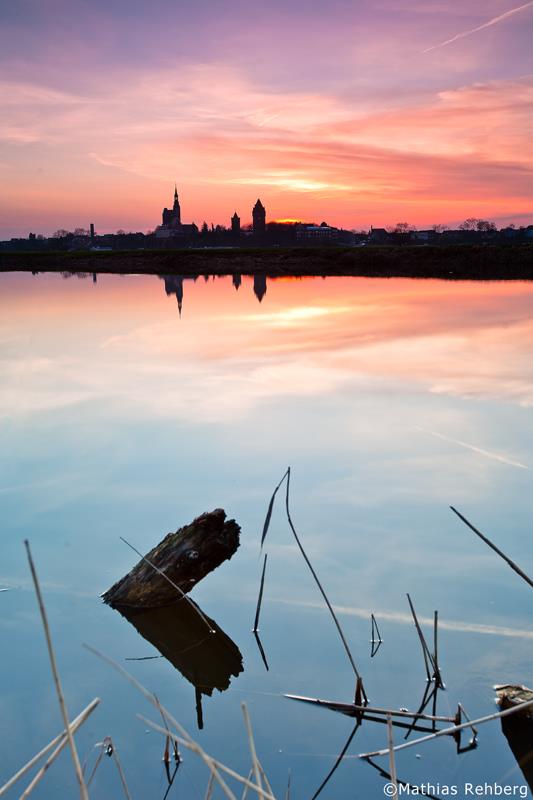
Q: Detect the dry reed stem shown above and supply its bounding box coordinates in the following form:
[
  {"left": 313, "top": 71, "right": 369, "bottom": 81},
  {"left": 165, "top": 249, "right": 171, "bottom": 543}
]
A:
[
  {"left": 86, "top": 742, "right": 107, "bottom": 788},
  {"left": 253, "top": 554, "right": 268, "bottom": 633},
  {"left": 24, "top": 540, "right": 89, "bottom": 800},
  {"left": 138, "top": 716, "right": 276, "bottom": 800},
  {"left": 261, "top": 469, "right": 289, "bottom": 548},
  {"left": 86, "top": 738, "right": 131, "bottom": 800},
  {"left": 283, "top": 468, "right": 364, "bottom": 687},
  {"left": 205, "top": 773, "right": 216, "bottom": 800},
  {"left": 83, "top": 645, "right": 192, "bottom": 744},
  {"left": 84, "top": 647, "right": 238, "bottom": 796},
  {"left": 354, "top": 705, "right": 451, "bottom": 723},
  {"left": 358, "top": 697, "right": 533, "bottom": 758},
  {"left": 20, "top": 740, "right": 71, "bottom": 799},
  {"left": 253, "top": 631, "right": 269, "bottom": 672},
  {"left": 406, "top": 593, "right": 436, "bottom": 681},
  {"left": 450, "top": 507, "right": 533, "bottom": 589},
  {"left": 241, "top": 769, "right": 254, "bottom": 800},
  {"left": 285, "top": 694, "right": 454, "bottom": 723},
  {"left": 363, "top": 715, "right": 436, "bottom": 735},
  {"left": 402, "top": 682, "right": 437, "bottom": 740},
  {"left": 0, "top": 699, "right": 99, "bottom": 797},
  {"left": 259, "top": 765, "right": 274, "bottom": 799},
  {"left": 110, "top": 742, "right": 132, "bottom": 800},
  {"left": 371, "top": 614, "right": 382, "bottom": 643},
  {"left": 386, "top": 715, "right": 398, "bottom": 795},
  {"left": 433, "top": 611, "right": 438, "bottom": 669},
  {"left": 261, "top": 468, "right": 364, "bottom": 687},
  {"left": 457, "top": 704, "right": 478, "bottom": 737},
  {"left": 143, "top": 722, "right": 238, "bottom": 800},
  {"left": 310, "top": 721, "right": 360, "bottom": 800},
  {"left": 432, "top": 611, "right": 444, "bottom": 689},
  {"left": 18, "top": 701, "right": 100, "bottom": 799},
  {"left": 155, "top": 694, "right": 174, "bottom": 766},
  {"left": 433, "top": 612, "right": 439, "bottom": 682},
  {"left": 85, "top": 646, "right": 239, "bottom": 799},
  {"left": 241, "top": 703, "right": 263, "bottom": 795}
]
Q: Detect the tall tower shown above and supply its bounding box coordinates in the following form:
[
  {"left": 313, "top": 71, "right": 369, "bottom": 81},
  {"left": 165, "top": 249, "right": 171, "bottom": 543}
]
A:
[
  {"left": 162, "top": 185, "right": 182, "bottom": 228},
  {"left": 252, "top": 199, "right": 266, "bottom": 234},
  {"left": 162, "top": 275, "right": 184, "bottom": 317},
  {"left": 231, "top": 212, "right": 241, "bottom": 235},
  {"left": 253, "top": 273, "right": 267, "bottom": 302},
  {"left": 172, "top": 185, "right": 181, "bottom": 226}
]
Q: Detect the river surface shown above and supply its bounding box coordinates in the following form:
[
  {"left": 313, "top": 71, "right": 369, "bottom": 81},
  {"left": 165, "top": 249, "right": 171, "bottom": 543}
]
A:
[{"left": 1, "top": 271, "right": 533, "bottom": 799}]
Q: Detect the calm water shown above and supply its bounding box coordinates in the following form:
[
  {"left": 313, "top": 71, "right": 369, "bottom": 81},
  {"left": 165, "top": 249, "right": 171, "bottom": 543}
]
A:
[{"left": 1, "top": 271, "right": 533, "bottom": 799}]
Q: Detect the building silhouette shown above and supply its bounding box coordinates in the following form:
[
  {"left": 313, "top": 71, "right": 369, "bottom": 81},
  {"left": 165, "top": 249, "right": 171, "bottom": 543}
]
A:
[
  {"left": 253, "top": 273, "right": 267, "bottom": 302},
  {"left": 160, "top": 274, "right": 199, "bottom": 316},
  {"left": 156, "top": 186, "right": 198, "bottom": 239},
  {"left": 252, "top": 199, "right": 266, "bottom": 234},
  {"left": 163, "top": 185, "right": 181, "bottom": 227},
  {"left": 231, "top": 212, "right": 241, "bottom": 235}
]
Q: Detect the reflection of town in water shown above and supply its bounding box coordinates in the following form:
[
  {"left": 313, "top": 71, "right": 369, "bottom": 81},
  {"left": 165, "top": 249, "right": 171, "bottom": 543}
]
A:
[
  {"left": 55, "top": 270, "right": 269, "bottom": 314},
  {"left": 160, "top": 272, "right": 267, "bottom": 315}
]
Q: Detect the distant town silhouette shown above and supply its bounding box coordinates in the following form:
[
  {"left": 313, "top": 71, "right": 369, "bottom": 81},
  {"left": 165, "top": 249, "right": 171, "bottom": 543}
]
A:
[
  {"left": 3, "top": 185, "right": 533, "bottom": 252},
  {"left": 161, "top": 272, "right": 267, "bottom": 315},
  {"left": 36, "top": 269, "right": 271, "bottom": 314}
]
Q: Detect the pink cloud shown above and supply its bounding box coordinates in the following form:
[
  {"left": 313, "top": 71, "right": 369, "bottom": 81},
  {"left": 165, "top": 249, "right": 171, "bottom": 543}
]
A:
[{"left": 0, "top": 65, "right": 532, "bottom": 234}]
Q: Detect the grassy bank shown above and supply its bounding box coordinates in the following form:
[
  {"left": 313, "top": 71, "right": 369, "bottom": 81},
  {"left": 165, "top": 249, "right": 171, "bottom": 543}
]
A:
[{"left": 2, "top": 244, "right": 533, "bottom": 280}]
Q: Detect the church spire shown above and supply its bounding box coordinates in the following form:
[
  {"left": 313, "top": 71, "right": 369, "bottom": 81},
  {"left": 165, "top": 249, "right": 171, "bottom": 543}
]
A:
[{"left": 171, "top": 184, "right": 181, "bottom": 223}]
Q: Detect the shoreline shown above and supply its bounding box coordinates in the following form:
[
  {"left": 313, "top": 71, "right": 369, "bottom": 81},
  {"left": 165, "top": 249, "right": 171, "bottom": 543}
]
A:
[{"left": 2, "top": 244, "right": 533, "bottom": 280}]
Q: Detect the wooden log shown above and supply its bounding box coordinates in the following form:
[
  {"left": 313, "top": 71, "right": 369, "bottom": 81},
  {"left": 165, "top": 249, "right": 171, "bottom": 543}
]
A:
[
  {"left": 495, "top": 684, "right": 533, "bottom": 719},
  {"left": 495, "top": 685, "right": 533, "bottom": 792},
  {"left": 102, "top": 509, "right": 240, "bottom": 609}
]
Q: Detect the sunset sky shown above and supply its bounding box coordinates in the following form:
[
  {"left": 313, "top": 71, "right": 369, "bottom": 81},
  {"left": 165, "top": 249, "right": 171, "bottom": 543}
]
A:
[{"left": 1, "top": 0, "right": 532, "bottom": 237}]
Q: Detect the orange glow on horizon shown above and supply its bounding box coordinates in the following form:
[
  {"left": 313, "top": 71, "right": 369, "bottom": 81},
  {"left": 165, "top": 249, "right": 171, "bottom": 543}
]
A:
[{"left": 1, "top": 63, "right": 532, "bottom": 237}]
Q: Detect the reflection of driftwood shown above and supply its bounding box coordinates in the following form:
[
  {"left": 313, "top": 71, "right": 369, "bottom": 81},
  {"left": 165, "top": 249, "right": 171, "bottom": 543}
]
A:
[
  {"left": 496, "top": 685, "right": 533, "bottom": 791},
  {"left": 102, "top": 510, "right": 240, "bottom": 609},
  {"left": 119, "top": 600, "right": 243, "bottom": 695},
  {"left": 118, "top": 598, "right": 243, "bottom": 730}
]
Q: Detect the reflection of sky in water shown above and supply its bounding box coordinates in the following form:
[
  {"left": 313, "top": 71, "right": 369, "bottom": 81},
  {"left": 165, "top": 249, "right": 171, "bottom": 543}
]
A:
[{"left": 1, "top": 271, "right": 533, "bottom": 797}]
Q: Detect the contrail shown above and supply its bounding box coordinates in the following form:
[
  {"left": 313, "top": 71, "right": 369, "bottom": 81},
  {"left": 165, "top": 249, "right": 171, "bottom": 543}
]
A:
[
  {"left": 415, "top": 426, "right": 530, "bottom": 470},
  {"left": 275, "top": 598, "right": 533, "bottom": 640},
  {"left": 423, "top": 1, "right": 533, "bottom": 53}
]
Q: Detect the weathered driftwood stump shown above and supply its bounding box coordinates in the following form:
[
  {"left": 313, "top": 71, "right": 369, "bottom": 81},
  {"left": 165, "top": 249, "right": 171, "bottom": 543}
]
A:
[
  {"left": 495, "top": 684, "right": 533, "bottom": 792},
  {"left": 102, "top": 509, "right": 240, "bottom": 609}
]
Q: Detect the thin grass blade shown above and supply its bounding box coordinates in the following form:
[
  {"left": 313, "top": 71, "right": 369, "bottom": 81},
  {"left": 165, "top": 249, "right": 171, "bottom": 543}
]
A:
[{"left": 261, "top": 469, "right": 289, "bottom": 548}]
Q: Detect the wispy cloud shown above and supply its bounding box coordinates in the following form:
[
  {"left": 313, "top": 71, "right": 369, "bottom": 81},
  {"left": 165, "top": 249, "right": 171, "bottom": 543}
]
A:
[
  {"left": 415, "top": 427, "right": 531, "bottom": 470},
  {"left": 423, "top": 1, "right": 533, "bottom": 53}
]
